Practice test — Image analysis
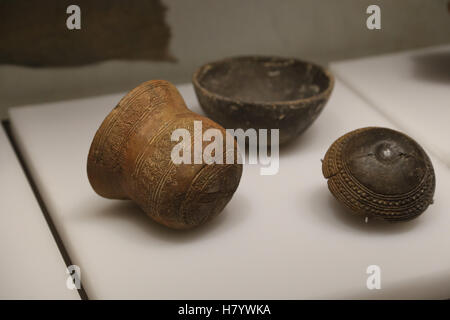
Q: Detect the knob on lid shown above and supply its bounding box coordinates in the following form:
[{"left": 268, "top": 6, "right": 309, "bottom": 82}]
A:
[{"left": 344, "top": 127, "right": 427, "bottom": 195}]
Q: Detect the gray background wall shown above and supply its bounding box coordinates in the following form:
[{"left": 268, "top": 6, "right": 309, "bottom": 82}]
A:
[{"left": 1, "top": 0, "right": 449, "bottom": 119}]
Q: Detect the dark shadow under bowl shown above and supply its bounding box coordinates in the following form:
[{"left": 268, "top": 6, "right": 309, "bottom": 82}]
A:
[{"left": 193, "top": 56, "right": 334, "bottom": 145}]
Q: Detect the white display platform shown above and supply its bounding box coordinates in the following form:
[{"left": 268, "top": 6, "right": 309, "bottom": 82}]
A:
[
  {"left": 9, "top": 81, "right": 450, "bottom": 299},
  {"left": 0, "top": 127, "right": 79, "bottom": 299},
  {"left": 331, "top": 45, "right": 450, "bottom": 169}
]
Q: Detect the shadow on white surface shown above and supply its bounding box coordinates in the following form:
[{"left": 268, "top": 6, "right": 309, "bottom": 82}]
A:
[
  {"left": 278, "top": 129, "right": 315, "bottom": 157},
  {"left": 74, "top": 193, "right": 251, "bottom": 244},
  {"left": 278, "top": 99, "right": 342, "bottom": 157},
  {"left": 413, "top": 51, "right": 450, "bottom": 83},
  {"left": 309, "top": 185, "right": 423, "bottom": 235}
]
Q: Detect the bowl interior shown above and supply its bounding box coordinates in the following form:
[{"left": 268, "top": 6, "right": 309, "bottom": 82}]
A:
[{"left": 197, "top": 56, "right": 331, "bottom": 103}]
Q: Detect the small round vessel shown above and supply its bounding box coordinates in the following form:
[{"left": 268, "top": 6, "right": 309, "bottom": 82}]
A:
[
  {"left": 322, "top": 127, "right": 435, "bottom": 222},
  {"left": 193, "top": 56, "right": 334, "bottom": 145}
]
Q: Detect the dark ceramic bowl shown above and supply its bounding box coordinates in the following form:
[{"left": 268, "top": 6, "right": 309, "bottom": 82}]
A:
[{"left": 193, "top": 56, "right": 334, "bottom": 145}]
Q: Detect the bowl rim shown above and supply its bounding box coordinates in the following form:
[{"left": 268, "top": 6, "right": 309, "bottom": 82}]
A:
[{"left": 192, "top": 55, "right": 335, "bottom": 106}]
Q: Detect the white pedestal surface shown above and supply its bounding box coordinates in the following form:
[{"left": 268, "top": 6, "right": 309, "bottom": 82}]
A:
[
  {"left": 0, "top": 128, "right": 79, "bottom": 299},
  {"left": 8, "top": 81, "right": 450, "bottom": 299},
  {"left": 331, "top": 45, "right": 450, "bottom": 169}
]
